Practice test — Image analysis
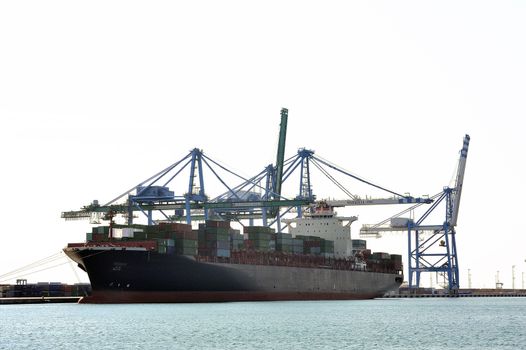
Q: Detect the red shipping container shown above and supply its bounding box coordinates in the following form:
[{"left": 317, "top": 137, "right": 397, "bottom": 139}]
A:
[
  {"left": 206, "top": 220, "right": 231, "bottom": 229},
  {"left": 174, "top": 231, "right": 198, "bottom": 240},
  {"left": 159, "top": 222, "right": 192, "bottom": 233}
]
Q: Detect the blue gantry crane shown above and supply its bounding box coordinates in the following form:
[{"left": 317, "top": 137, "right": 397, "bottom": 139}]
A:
[
  {"left": 61, "top": 108, "right": 311, "bottom": 226},
  {"left": 360, "top": 135, "right": 470, "bottom": 292}
]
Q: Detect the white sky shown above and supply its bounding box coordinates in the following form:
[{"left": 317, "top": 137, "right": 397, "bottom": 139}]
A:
[{"left": 1, "top": 1, "right": 525, "bottom": 289}]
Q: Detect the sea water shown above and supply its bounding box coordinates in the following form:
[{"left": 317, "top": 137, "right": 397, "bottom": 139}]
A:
[{"left": 1, "top": 298, "right": 525, "bottom": 349}]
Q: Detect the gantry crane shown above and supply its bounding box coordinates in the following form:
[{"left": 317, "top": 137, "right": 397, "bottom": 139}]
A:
[
  {"left": 61, "top": 108, "right": 311, "bottom": 226},
  {"left": 360, "top": 135, "right": 470, "bottom": 292}
]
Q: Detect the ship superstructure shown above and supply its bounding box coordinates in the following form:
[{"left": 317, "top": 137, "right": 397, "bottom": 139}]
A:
[{"left": 283, "top": 203, "right": 357, "bottom": 258}]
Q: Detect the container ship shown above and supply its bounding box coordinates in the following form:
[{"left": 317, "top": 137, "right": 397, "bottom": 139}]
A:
[
  {"left": 64, "top": 204, "right": 403, "bottom": 303},
  {"left": 62, "top": 108, "right": 408, "bottom": 303}
]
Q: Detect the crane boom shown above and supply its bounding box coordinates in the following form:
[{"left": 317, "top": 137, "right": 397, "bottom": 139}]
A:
[
  {"left": 325, "top": 196, "right": 432, "bottom": 207},
  {"left": 274, "top": 108, "right": 288, "bottom": 199},
  {"left": 450, "top": 134, "right": 470, "bottom": 226},
  {"left": 61, "top": 198, "right": 312, "bottom": 220}
]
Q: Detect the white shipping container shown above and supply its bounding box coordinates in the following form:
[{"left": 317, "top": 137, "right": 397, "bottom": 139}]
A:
[
  {"left": 112, "top": 228, "right": 136, "bottom": 238},
  {"left": 390, "top": 217, "right": 413, "bottom": 228}
]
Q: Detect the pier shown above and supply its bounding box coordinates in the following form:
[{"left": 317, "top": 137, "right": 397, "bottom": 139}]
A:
[
  {"left": 0, "top": 296, "right": 81, "bottom": 304},
  {"left": 384, "top": 288, "right": 526, "bottom": 298}
]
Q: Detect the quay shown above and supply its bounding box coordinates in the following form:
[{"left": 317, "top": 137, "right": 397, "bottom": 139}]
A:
[
  {"left": 384, "top": 288, "right": 526, "bottom": 298},
  {"left": 0, "top": 296, "right": 81, "bottom": 304}
]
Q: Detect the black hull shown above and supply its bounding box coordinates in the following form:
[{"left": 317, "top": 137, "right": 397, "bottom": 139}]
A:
[{"left": 64, "top": 247, "right": 402, "bottom": 303}]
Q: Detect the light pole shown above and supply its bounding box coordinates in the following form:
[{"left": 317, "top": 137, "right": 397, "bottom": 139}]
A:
[
  {"left": 512, "top": 265, "right": 516, "bottom": 290},
  {"left": 468, "top": 269, "right": 472, "bottom": 289}
]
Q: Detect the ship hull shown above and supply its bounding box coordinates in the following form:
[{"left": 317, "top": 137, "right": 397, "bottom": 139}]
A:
[
  {"left": 64, "top": 247, "right": 402, "bottom": 303},
  {"left": 82, "top": 291, "right": 380, "bottom": 303}
]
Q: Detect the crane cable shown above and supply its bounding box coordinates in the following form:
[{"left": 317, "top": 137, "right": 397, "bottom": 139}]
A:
[
  {"left": 310, "top": 159, "right": 357, "bottom": 200},
  {"left": 365, "top": 191, "right": 444, "bottom": 230},
  {"left": 0, "top": 260, "right": 72, "bottom": 284},
  {"left": 0, "top": 250, "right": 108, "bottom": 284},
  {"left": 313, "top": 154, "right": 406, "bottom": 198},
  {"left": 0, "top": 252, "right": 65, "bottom": 281},
  {"left": 68, "top": 259, "right": 89, "bottom": 297}
]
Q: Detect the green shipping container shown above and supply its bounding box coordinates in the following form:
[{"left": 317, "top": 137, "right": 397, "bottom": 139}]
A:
[
  {"left": 142, "top": 225, "right": 160, "bottom": 234},
  {"left": 232, "top": 242, "right": 244, "bottom": 250},
  {"left": 206, "top": 233, "right": 230, "bottom": 241},
  {"left": 295, "top": 235, "right": 322, "bottom": 241},
  {"left": 243, "top": 226, "right": 275, "bottom": 234},
  {"left": 134, "top": 232, "right": 147, "bottom": 240},
  {"left": 321, "top": 240, "right": 334, "bottom": 249},
  {"left": 175, "top": 239, "right": 198, "bottom": 249},
  {"left": 245, "top": 232, "right": 272, "bottom": 241},
  {"left": 176, "top": 247, "right": 197, "bottom": 255},
  {"left": 99, "top": 226, "right": 110, "bottom": 234},
  {"left": 292, "top": 239, "right": 304, "bottom": 246},
  {"left": 276, "top": 244, "right": 292, "bottom": 253},
  {"left": 251, "top": 239, "right": 270, "bottom": 248},
  {"left": 205, "top": 227, "right": 230, "bottom": 235},
  {"left": 157, "top": 239, "right": 175, "bottom": 247},
  {"left": 276, "top": 238, "right": 293, "bottom": 245}
]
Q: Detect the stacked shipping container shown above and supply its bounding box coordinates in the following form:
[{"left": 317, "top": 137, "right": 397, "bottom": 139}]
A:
[
  {"left": 159, "top": 223, "right": 197, "bottom": 256},
  {"left": 84, "top": 224, "right": 369, "bottom": 263},
  {"left": 390, "top": 254, "right": 402, "bottom": 270},
  {"left": 351, "top": 239, "right": 367, "bottom": 256},
  {"left": 275, "top": 233, "right": 293, "bottom": 253},
  {"left": 78, "top": 223, "right": 405, "bottom": 274},
  {"left": 296, "top": 235, "right": 334, "bottom": 257},
  {"left": 0, "top": 282, "right": 92, "bottom": 298},
  {"left": 243, "top": 226, "right": 274, "bottom": 252},
  {"left": 198, "top": 221, "right": 231, "bottom": 258},
  {"left": 230, "top": 229, "right": 244, "bottom": 251},
  {"left": 292, "top": 238, "right": 304, "bottom": 254}
]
